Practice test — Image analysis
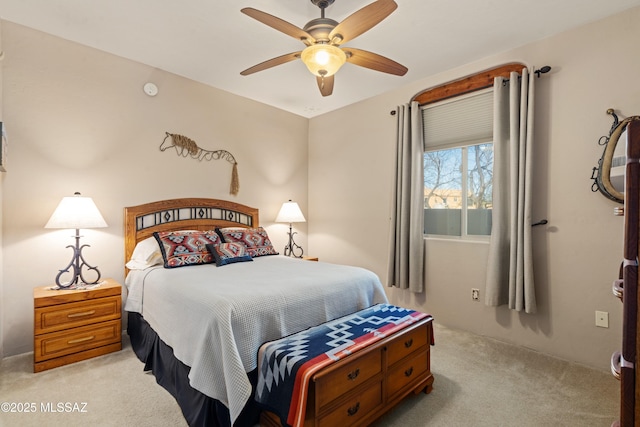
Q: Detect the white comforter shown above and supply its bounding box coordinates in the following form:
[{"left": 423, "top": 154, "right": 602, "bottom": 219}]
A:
[{"left": 124, "top": 256, "right": 388, "bottom": 424}]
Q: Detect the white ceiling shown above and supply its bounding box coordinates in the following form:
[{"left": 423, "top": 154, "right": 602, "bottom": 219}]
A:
[{"left": 1, "top": 0, "right": 640, "bottom": 118}]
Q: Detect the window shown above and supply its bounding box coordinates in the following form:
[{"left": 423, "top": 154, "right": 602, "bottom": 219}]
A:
[{"left": 421, "top": 89, "right": 493, "bottom": 237}]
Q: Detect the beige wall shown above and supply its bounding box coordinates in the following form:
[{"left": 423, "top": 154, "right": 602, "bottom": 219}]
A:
[
  {"left": 2, "top": 7, "right": 639, "bottom": 371},
  {"left": 0, "top": 21, "right": 309, "bottom": 356},
  {"left": 309, "top": 7, "right": 640, "bottom": 370}
]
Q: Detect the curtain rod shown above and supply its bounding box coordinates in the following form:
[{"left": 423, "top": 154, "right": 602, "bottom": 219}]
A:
[
  {"left": 503, "top": 65, "right": 552, "bottom": 84},
  {"left": 390, "top": 65, "right": 552, "bottom": 115},
  {"left": 534, "top": 65, "right": 552, "bottom": 77}
]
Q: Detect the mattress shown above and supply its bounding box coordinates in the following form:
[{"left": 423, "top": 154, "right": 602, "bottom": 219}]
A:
[{"left": 124, "top": 255, "right": 388, "bottom": 424}]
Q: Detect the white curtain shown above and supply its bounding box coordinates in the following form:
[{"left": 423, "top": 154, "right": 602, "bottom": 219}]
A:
[
  {"left": 388, "top": 102, "right": 425, "bottom": 293},
  {"left": 485, "top": 68, "right": 536, "bottom": 313}
]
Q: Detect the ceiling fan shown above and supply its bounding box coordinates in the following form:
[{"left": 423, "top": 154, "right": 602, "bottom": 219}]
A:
[{"left": 240, "top": 0, "right": 408, "bottom": 97}]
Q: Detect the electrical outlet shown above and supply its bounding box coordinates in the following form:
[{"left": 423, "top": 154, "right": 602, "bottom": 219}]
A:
[
  {"left": 471, "top": 288, "right": 480, "bottom": 301},
  {"left": 595, "top": 311, "right": 609, "bottom": 328}
]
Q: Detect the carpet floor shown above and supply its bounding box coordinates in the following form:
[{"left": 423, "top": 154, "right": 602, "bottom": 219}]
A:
[{"left": 0, "top": 323, "right": 619, "bottom": 426}]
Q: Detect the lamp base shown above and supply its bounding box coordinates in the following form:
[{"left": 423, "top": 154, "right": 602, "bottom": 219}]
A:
[
  {"left": 55, "top": 229, "right": 102, "bottom": 288},
  {"left": 283, "top": 225, "right": 304, "bottom": 258}
]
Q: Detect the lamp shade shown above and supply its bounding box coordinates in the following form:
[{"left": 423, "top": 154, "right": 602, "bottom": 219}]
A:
[
  {"left": 45, "top": 192, "right": 107, "bottom": 229},
  {"left": 275, "top": 200, "right": 306, "bottom": 223},
  {"left": 301, "top": 44, "right": 347, "bottom": 77}
]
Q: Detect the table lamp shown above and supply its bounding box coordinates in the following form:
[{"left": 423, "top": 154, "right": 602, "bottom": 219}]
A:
[
  {"left": 45, "top": 192, "right": 108, "bottom": 288},
  {"left": 275, "top": 200, "right": 306, "bottom": 258}
]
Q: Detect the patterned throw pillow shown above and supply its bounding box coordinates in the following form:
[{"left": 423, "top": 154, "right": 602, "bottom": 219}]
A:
[
  {"left": 206, "top": 242, "right": 253, "bottom": 267},
  {"left": 217, "top": 226, "right": 279, "bottom": 257},
  {"left": 153, "top": 230, "right": 221, "bottom": 268}
]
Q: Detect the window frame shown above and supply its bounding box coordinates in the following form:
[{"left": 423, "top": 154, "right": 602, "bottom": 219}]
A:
[{"left": 413, "top": 63, "right": 524, "bottom": 241}]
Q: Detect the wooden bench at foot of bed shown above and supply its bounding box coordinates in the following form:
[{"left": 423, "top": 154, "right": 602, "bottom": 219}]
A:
[{"left": 260, "top": 317, "right": 434, "bottom": 427}]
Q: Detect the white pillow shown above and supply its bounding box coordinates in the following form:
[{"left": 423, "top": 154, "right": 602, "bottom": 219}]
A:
[{"left": 126, "top": 237, "right": 163, "bottom": 270}]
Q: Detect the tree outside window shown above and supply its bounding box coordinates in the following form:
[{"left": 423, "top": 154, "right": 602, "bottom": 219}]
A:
[{"left": 423, "top": 142, "right": 493, "bottom": 237}]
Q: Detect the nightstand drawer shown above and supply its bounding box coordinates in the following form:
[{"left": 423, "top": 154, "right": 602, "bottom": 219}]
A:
[
  {"left": 34, "top": 319, "right": 121, "bottom": 362},
  {"left": 35, "top": 296, "right": 121, "bottom": 334}
]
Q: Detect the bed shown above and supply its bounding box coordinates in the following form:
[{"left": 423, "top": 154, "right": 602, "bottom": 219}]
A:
[{"left": 123, "top": 198, "right": 389, "bottom": 427}]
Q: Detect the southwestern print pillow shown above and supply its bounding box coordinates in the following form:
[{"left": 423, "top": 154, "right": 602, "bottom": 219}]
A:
[
  {"left": 154, "top": 230, "right": 221, "bottom": 268},
  {"left": 206, "top": 242, "right": 253, "bottom": 266},
  {"left": 216, "top": 226, "right": 279, "bottom": 258}
]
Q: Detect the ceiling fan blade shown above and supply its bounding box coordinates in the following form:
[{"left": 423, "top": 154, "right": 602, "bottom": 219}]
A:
[
  {"left": 241, "top": 8, "right": 315, "bottom": 45},
  {"left": 344, "top": 47, "right": 407, "bottom": 76},
  {"left": 316, "top": 75, "right": 334, "bottom": 97},
  {"left": 240, "top": 52, "right": 301, "bottom": 76},
  {"left": 329, "top": 0, "right": 397, "bottom": 45}
]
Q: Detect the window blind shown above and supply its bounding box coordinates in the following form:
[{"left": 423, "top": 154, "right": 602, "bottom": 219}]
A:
[{"left": 422, "top": 88, "right": 493, "bottom": 149}]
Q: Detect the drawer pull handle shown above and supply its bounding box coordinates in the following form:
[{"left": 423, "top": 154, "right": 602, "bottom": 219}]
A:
[
  {"left": 405, "top": 366, "right": 414, "bottom": 377},
  {"left": 346, "top": 402, "right": 360, "bottom": 417},
  {"left": 347, "top": 368, "right": 360, "bottom": 381},
  {"left": 67, "top": 310, "right": 96, "bottom": 318},
  {"left": 404, "top": 338, "right": 413, "bottom": 348},
  {"left": 67, "top": 335, "right": 95, "bottom": 345}
]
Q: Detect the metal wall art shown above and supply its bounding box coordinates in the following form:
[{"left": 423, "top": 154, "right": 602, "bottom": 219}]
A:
[
  {"left": 591, "top": 109, "right": 640, "bottom": 204},
  {"left": 160, "top": 132, "right": 239, "bottom": 195}
]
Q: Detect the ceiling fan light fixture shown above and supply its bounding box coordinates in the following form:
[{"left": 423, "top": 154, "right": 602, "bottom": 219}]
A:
[{"left": 301, "top": 44, "right": 346, "bottom": 77}]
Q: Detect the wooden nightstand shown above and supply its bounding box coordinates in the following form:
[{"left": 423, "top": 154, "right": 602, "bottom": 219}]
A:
[
  {"left": 302, "top": 256, "right": 319, "bottom": 261},
  {"left": 33, "top": 278, "right": 122, "bottom": 372}
]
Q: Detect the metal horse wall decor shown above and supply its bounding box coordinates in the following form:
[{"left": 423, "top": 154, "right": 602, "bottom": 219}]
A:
[
  {"left": 591, "top": 109, "right": 640, "bottom": 204},
  {"left": 160, "top": 132, "right": 239, "bottom": 195}
]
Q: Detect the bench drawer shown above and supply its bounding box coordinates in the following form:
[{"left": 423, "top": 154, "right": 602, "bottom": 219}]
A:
[
  {"left": 317, "top": 381, "right": 382, "bottom": 427},
  {"left": 314, "top": 348, "right": 382, "bottom": 410},
  {"left": 386, "top": 322, "right": 429, "bottom": 366},
  {"left": 387, "top": 349, "right": 430, "bottom": 398}
]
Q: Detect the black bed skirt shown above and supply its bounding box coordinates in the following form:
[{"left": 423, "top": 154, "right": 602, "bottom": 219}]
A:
[{"left": 127, "top": 312, "right": 260, "bottom": 427}]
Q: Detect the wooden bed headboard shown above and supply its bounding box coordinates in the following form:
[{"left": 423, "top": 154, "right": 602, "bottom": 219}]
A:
[{"left": 124, "top": 198, "right": 259, "bottom": 274}]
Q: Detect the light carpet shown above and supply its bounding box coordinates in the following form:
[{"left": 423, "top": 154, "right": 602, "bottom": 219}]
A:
[{"left": 0, "top": 324, "right": 619, "bottom": 426}]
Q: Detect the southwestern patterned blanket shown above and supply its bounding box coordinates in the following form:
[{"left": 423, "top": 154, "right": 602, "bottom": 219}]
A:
[{"left": 255, "top": 303, "right": 432, "bottom": 427}]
